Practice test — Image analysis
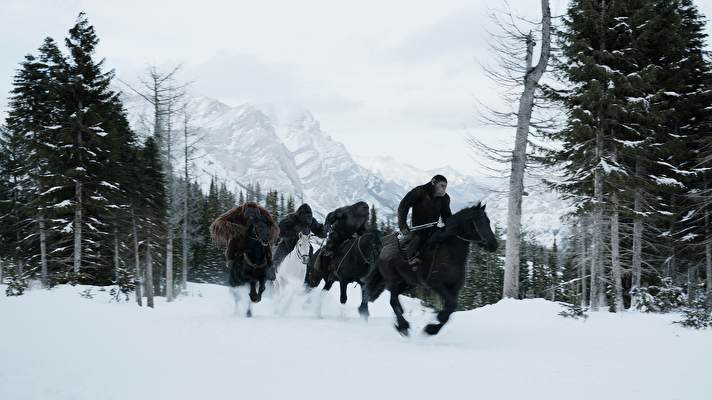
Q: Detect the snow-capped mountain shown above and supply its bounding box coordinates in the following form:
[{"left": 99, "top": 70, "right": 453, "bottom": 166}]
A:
[
  {"left": 123, "top": 96, "right": 403, "bottom": 217},
  {"left": 123, "top": 95, "right": 569, "bottom": 245}
]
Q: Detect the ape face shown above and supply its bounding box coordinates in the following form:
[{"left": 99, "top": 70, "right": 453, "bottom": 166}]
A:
[
  {"left": 432, "top": 180, "right": 448, "bottom": 197},
  {"left": 353, "top": 202, "right": 370, "bottom": 218},
  {"left": 244, "top": 207, "right": 261, "bottom": 224},
  {"left": 296, "top": 204, "right": 313, "bottom": 224},
  {"left": 299, "top": 211, "right": 312, "bottom": 224}
]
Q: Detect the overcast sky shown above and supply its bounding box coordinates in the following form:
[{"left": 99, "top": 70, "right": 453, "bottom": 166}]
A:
[{"left": 2, "top": 0, "right": 711, "bottom": 174}]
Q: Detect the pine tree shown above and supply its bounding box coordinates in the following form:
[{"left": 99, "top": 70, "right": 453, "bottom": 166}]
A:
[
  {"left": 369, "top": 204, "right": 378, "bottom": 231},
  {"left": 286, "top": 195, "right": 295, "bottom": 214},
  {"left": 254, "top": 181, "right": 262, "bottom": 204}
]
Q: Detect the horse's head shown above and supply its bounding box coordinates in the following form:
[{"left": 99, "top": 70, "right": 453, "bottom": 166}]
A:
[
  {"left": 296, "top": 232, "right": 312, "bottom": 264},
  {"left": 243, "top": 206, "right": 271, "bottom": 246},
  {"left": 459, "top": 203, "right": 498, "bottom": 252},
  {"left": 304, "top": 249, "right": 324, "bottom": 288}
]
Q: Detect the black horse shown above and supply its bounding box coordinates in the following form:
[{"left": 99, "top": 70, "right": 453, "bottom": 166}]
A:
[
  {"left": 304, "top": 230, "right": 383, "bottom": 319},
  {"left": 229, "top": 221, "right": 273, "bottom": 317},
  {"left": 375, "top": 203, "right": 498, "bottom": 336}
]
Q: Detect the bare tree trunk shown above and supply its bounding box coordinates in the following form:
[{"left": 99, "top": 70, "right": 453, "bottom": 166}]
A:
[
  {"left": 610, "top": 193, "right": 624, "bottom": 312},
  {"left": 73, "top": 179, "right": 82, "bottom": 276},
  {"left": 182, "top": 116, "right": 190, "bottom": 293},
  {"left": 73, "top": 101, "right": 84, "bottom": 277},
  {"left": 166, "top": 232, "right": 174, "bottom": 302},
  {"left": 688, "top": 266, "right": 698, "bottom": 300},
  {"left": 113, "top": 227, "right": 120, "bottom": 283},
  {"left": 39, "top": 215, "right": 48, "bottom": 287},
  {"left": 131, "top": 209, "right": 142, "bottom": 306},
  {"left": 0, "top": 258, "right": 4, "bottom": 284},
  {"left": 145, "top": 240, "right": 154, "bottom": 308},
  {"left": 578, "top": 219, "right": 588, "bottom": 308},
  {"left": 631, "top": 191, "right": 643, "bottom": 308},
  {"left": 503, "top": 0, "right": 551, "bottom": 299},
  {"left": 704, "top": 177, "right": 711, "bottom": 304},
  {"left": 706, "top": 211, "right": 711, "bottom": 304}
]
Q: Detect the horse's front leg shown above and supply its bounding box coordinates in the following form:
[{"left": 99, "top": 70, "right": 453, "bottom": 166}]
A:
[
  {"left": 424, "top": 284, "right": 458, "bottom": 335},
  {"left": 257, "top": 277, "right": 266, "bottom": 302},
  {"left": 249, "top": 280, "right": 259, "bottom": 302},
  {"left": 390, "top": 285, "right": 410, "bottom": 336},
  {"left": 339, "top": 281, "right": 348, "bottom": 305},
  {"left": 337, "top": 280, "right": 349, "bottom": 321},
  {"left": 358, "top": 283, "right": 370, "bottom": 320}
]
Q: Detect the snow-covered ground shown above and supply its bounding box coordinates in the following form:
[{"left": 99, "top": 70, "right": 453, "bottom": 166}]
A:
[{"left": 1, "top": 258, "right": 710, "bottom": 400}]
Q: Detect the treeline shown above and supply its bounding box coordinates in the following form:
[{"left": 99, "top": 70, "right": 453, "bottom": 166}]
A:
[
  {"left": 541, "top": 0, "right": 712, "bottom": 311},
  {"left": 0, "top": 8, "right": 394, "bottom": 301},
  {"left": 0, "top": 13, "right": 314, "bottom": 300}
]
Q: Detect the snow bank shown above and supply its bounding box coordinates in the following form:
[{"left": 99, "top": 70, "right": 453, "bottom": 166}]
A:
[{"left": 1, "top": 259, "right": 710, "bottom": 400}]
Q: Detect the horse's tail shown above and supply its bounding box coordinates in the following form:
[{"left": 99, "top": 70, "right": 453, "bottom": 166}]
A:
[{"left": 365, "top": 267, "right": 385, "bottom": 303}]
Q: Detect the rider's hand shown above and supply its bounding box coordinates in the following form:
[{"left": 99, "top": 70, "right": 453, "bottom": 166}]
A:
[{"left": 399, "top": 225, "right": 410, "bottom": 236}]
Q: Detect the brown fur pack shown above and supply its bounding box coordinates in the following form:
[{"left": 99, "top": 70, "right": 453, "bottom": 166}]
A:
[{"left": 210, "top": 202, "right": 280, "bottom": 250}]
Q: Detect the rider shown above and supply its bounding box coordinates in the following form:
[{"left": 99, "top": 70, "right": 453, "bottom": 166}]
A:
[
  {"left": 320, "top": 201, "right": 370, "bottom": 270},
  {"left": 210, "top": 202, "right": 280, "bottom": 272},
  {"left": 398, "top": 175, "right": 452, "bottom": 264},
  {"left": 269, "top": 203, "right": 327, "bottom": 280}
]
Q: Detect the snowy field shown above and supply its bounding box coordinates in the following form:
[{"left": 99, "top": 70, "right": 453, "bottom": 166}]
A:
[{"left": 1, "top": 258, "right": 710, "bottom": 400}]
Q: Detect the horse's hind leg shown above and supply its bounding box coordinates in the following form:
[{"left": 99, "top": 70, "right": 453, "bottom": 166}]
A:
[
  {"left": 249, "top": 281, "right": 259, "bottom": 302},
  {"left": 358, "top": 283, "right": 370, "bottom": 320},
  {"left": 338, "top": 281, "right": 349, "bottom": 321},
  {"left": 230, "top": 286, "right": 241, "bottom": 315},
  {"left": 390, "top": 286, "right": 410, "bottom": 336},
  {"left": 424, "top": 284, "right": 458, "bottom": 335},
  {"left": 339, "top": 281, "right": 348, "bottom": 304},
  {"left": 257, "top": 278, "right": 266, "bottom": 303}
]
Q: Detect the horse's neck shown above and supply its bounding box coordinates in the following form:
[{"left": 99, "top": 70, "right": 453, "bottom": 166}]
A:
[
  {"left": 439, "top": 235, "right": 470, "bottom": 266},
  {"left": 245, "top": 239, "right": 266, "bottom": 263}
]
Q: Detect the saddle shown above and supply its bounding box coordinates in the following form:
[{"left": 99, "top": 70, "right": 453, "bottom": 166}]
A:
[{"left": 381, "top": 233, "right": 409, "bottom": 263}]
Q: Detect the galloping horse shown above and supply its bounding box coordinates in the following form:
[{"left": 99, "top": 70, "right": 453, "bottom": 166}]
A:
[
  {"left": 376, "top": 203, "right": 498, "bottom": 336},
  {"left": 226, "top": 214, "right": 275, "bottom": 317},
  {"left": 304, "top": 230, "right": 383, "bottom": 319}
]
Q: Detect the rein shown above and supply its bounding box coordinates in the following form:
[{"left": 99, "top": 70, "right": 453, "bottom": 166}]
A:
[
  {"left": 244, "top": 229, "right": 269, "bottom": 269},
  {"left": 334, "top": 235, "right": 361, "bottom": 279}
]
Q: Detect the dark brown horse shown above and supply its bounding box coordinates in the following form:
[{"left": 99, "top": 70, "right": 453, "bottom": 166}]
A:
[
  {"left": 375, "top": 203, "right": 498, "bottom": 336},
  {"left": 224, "top": 209, "right": 275, "bottom": 317},
  {"left": 304, "top": 230, "right": 382, "bottom": 319}
]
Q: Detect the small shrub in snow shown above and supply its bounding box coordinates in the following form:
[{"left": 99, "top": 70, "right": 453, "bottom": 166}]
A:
[
  {"left": 5, "top": 268, "right": 29, "bottom": 296},
  {"left": 631, "top": 278, "right": 686, "bottom": 313},
  {"left": 79, "top": 288, "right": 94, "bottom": 299},
  {"left": 675, "top": 297, "right": 712, "bottom": 330},
  {"left": 110, "top": 267, "right": 134, "bottom": 302},
  {"left": 558, "top": 302, "right": 588, "bottom": 320}
]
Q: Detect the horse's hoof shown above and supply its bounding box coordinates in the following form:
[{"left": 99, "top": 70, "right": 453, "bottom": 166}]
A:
[
  {"left": 358, "top": 306, "right": 369, "bottom": 320},
  {"left": 246, "top": 309, "right": 253, "bottom": 318},
  {"left": 424, "top": 323, "right": 442, "bottom": 335},
  {"left": 395, "top": 324, "right": 410, "bottom": 337}
]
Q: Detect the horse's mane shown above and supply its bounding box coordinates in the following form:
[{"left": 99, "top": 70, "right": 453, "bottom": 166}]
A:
[{"left": 447, "top": 202, "right": 485, "bottom": 227}]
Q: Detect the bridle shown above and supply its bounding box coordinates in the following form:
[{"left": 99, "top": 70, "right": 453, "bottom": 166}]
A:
[
  {"left": 456, "top": 217, "right": 489, "bottom": 247},
  {"left": 296, "top": 233, "right": 312, "bottom": 264},
  {"left": 248, "top": 225, "right": 269, "bottom": 247},
  {"left": 243, "top": 225, "right": 270, "bottom": 269}
]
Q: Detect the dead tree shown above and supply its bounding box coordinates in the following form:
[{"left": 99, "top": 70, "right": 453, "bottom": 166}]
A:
[{"left": 469, "top": 0, "right": 552, "bottom": 299}]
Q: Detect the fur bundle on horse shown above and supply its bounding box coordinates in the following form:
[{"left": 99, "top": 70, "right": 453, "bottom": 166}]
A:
[{"left": 210, "top": 202, "right": 280, "bottom": 248}]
